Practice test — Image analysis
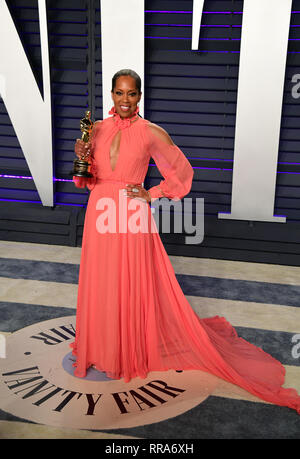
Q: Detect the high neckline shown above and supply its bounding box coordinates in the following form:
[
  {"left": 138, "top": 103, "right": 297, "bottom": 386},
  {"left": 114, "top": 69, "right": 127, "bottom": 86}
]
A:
[{"left": 108, "top": 105, "right": 140, "bottom": 130}]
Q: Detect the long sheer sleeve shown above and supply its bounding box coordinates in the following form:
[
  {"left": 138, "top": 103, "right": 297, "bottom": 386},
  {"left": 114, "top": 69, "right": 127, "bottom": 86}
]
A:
[
  {"left": 72, "top": 120, "right": 101, "bottom": 191},
  {"left": 146, "top": 123, "right": 194, "bottom": 201}
]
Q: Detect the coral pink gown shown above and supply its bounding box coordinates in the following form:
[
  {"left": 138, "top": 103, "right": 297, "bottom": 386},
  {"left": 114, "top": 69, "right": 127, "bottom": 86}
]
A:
[{"left": 71, "top": 109, "right": 300, "bottom": 414}]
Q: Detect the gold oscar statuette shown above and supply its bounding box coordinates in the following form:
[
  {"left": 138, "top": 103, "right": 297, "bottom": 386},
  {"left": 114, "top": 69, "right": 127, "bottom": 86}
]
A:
[{"left": 70, "top": 110, "right": 94, "bottom": 177}]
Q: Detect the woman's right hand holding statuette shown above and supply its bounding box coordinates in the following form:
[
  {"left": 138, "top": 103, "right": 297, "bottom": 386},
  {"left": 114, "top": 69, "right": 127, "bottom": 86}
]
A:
[{"left": 75, "top": 139, "right": 92, "bottom": 160}]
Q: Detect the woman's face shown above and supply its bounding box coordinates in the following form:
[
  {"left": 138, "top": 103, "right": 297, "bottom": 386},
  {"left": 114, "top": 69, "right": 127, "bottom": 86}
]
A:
[{"left": 111, "top": 76, "right": 141, "bottom": 119}]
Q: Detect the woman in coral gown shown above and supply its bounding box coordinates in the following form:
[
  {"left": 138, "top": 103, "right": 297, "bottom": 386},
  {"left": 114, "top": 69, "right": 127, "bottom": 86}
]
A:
[{"left": 71, "top": 69, "right": 300, "bottom": 414}]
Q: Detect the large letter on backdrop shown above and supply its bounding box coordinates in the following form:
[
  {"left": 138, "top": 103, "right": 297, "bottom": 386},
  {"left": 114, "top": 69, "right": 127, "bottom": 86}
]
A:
[
  {"left": 0, "top": 0, "right": 53, "bottom": 206},
  {"left": 100, "top": 0, "right": 145, "bottom": 118},
  {"left": 218, "top": 0, "right": 292, "bottom": 223},
  {"left": 191, "top": 0, "right": 205, "bottom": 50}
]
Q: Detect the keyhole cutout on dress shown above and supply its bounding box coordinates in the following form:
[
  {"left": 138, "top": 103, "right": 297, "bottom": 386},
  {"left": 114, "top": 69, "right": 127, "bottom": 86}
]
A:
[{"left": 109, "top": 130, "right": 122, "bottom": 172}]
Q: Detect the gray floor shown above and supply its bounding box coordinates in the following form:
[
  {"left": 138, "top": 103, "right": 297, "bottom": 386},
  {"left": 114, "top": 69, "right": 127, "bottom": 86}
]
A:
[{"left": 0, "top": 240, "right": 299, "bottom": 439}]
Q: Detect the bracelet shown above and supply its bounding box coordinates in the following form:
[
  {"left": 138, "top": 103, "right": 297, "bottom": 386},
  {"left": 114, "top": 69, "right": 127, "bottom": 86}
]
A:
[{"left": 157, "top": 185, "right": 166, "bottom": 198}]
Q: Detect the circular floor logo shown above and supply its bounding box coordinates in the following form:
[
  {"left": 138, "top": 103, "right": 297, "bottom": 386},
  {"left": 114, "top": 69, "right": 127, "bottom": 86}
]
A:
[{"left": 0, "top": 317, "right": 218, "bottom": 430}]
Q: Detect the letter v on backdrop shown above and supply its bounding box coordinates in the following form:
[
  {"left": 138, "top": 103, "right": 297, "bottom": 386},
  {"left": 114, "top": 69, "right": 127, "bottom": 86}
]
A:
[
  {"left": 0, "top": 0, "right": 53, "bottom": 206},
  {"left": 0, "top": 1, "right": 293, "bottom": 220}
]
